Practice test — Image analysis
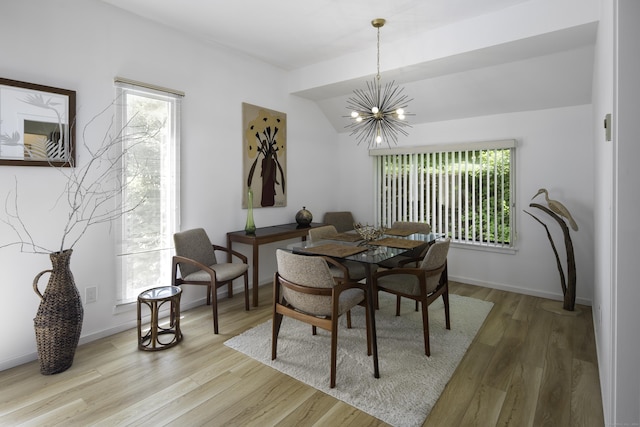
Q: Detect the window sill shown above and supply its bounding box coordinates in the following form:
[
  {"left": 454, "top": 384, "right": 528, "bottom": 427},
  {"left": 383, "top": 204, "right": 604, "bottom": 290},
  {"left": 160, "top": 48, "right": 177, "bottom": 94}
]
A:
[{"left": 450, "top": 241, "right": 517, "bottom": 255}]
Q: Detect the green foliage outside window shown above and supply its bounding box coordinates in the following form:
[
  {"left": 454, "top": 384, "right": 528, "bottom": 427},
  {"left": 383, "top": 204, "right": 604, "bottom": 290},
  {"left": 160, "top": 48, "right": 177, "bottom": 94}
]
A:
[{"left": 379, "top": 148, "right": 512, "bottom": 246}]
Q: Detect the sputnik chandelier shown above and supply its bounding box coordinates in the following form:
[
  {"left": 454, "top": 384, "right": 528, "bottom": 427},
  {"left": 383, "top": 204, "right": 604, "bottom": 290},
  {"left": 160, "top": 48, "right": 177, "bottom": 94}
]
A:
[{"left": 346, "top": 18, "right": 413, "bottom": 148}]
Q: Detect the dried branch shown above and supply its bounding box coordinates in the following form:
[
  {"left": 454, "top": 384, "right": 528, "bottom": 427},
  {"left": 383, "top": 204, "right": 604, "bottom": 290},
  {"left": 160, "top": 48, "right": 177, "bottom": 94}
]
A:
[{"left": 1, "top": 97, "right": 161, "bottom": 254}]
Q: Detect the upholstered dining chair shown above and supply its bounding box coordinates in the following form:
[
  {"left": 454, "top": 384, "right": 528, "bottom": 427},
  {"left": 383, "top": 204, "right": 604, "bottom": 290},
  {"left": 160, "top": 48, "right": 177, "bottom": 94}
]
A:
[
  {"left": 323, "top": 211, "right": 356, "bottom": 233},
  {"left": 308, "top": 225, "right": 375, "bottom": 281},
  {"left": 172, "top": 228, "right": 250, "bottom": 334},
  {"left": 372, "top": 238, "right": 451, "bottom": 356},
  {"left": 272, "top": 249, "right": 371, "bottom": 388}
]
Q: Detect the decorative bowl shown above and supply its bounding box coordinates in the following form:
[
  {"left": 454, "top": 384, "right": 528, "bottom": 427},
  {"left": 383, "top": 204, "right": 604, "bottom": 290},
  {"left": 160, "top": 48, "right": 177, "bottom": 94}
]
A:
[{"left": 354, "top": 223, "right": 385, "bottom": 242}]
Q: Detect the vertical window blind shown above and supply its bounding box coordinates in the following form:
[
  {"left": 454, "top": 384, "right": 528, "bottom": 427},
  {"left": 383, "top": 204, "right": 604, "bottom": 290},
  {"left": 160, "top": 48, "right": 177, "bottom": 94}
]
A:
[{"left": 373, "top": 140, "right": 515, "bottom": 248}]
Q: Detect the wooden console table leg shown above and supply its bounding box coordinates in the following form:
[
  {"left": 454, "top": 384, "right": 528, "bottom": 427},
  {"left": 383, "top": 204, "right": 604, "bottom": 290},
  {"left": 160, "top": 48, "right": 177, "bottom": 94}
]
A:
[
  {"left": 226, "top": 235, "right": 234, "bottom": 299},
  {"left": 252, "top": 242, "right": 259, "bottom": 307}
]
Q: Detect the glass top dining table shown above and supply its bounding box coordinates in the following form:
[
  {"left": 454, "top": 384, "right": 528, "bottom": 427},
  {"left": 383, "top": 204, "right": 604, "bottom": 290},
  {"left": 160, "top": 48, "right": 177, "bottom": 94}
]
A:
[
  {"left": 282, "top": 230, "right": 441, "bottom": 380},
  {"left": 286, "top": 231, "right": 440, "bottom": 264}
]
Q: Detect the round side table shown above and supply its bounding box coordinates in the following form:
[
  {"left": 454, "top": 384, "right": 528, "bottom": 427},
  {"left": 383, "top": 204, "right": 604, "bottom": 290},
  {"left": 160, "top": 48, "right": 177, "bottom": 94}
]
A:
[{"left": 137, "top": 286, "right": 182, "bottom": 351}]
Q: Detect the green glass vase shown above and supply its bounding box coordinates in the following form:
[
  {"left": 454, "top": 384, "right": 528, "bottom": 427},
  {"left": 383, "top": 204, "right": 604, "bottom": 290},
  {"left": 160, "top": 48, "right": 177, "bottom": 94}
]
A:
[{"left": 245, "top": 188, "right": 256, "bottom": 234}]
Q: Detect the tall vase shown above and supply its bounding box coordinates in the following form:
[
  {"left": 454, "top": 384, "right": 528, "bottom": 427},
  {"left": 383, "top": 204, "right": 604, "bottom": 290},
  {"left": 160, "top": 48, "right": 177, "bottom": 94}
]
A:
[
  {"left": 33, "top": 249, "right": 84, "bottom": 375},
  {"left": 245, "top": 187, "right": 256, "bottom": 234}
]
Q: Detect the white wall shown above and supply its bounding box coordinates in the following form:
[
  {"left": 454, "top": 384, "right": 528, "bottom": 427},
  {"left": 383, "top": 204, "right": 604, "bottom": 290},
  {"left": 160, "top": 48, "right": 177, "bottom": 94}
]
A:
[
  {"left": 337, "top": 104, "right": 595, "bottom": 304},
  {"left": 0, "top": 0, "right": 339, "bottom": 370}
]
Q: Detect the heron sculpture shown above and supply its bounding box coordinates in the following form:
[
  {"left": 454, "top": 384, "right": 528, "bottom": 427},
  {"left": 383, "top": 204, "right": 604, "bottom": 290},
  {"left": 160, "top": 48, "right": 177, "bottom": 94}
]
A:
[{"left": 532, "top": 188, "right": 579, "bottom": 231}]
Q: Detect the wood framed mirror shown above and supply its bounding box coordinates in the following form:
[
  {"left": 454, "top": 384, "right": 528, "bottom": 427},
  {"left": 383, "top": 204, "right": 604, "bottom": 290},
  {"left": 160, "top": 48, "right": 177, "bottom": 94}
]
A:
[{"left": 0, "top": 77, "right": 76, "bottom": 167}]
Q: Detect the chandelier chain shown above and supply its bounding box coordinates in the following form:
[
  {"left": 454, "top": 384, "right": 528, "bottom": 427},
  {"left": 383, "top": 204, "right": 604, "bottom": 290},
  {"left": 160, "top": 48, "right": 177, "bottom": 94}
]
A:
[{"left": 376, "top": 26, "right": 381, "bottom": 81}]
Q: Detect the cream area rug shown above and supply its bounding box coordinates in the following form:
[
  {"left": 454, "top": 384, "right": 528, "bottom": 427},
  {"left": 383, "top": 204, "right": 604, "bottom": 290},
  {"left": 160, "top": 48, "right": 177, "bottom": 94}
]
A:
[{"left": 224, "top": 293, "right": 493, "bottom": 427}]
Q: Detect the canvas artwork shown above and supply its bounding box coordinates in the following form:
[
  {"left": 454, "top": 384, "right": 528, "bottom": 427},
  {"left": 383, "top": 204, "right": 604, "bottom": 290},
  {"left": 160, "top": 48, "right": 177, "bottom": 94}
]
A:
[{"left": 242, "top": 102, "right": 286, "bottom": 208}]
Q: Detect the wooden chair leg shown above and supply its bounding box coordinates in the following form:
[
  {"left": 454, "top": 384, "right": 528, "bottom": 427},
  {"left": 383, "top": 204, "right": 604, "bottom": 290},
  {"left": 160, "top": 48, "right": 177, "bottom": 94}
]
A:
[
  {"left": 272, "top": 275, "right": 282, "bottom": 360},
  {"left": 271, "top": 312, "right": 283, "bottom": 360},
  {"left": 330, "top": 320, "right": 339, "bottom": 388},
  {"left": 211, "top": 287, "right": 219, "bottom": 334},
  {"left": 420, "top": 300, "right": 430, "bottom": 356},
  {"left": 346, "top": 310, "right": 352, "bottom": 328},
  {"left": 396, "top": 295, "right": 401, "bottom": 316},
  {"left": 443, "top": 288, "right": 451, "bottom": 330}
]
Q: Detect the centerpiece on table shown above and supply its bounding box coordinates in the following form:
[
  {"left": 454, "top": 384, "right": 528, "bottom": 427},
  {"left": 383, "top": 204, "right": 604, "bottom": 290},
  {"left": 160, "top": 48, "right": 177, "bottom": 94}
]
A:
[{"left": 354, "top": 222, "right": 386, "bottom": 243}]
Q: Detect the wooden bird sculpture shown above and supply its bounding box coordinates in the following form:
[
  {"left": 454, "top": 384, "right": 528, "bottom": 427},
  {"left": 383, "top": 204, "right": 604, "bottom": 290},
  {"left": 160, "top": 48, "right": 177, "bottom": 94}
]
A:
[{"left": 532, "top": 188, "right": 579, "bottom": 231}]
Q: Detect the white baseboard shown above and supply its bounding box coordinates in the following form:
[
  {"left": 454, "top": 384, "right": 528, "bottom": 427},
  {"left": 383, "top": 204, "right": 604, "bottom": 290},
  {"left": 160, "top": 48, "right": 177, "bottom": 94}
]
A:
[{"left": 450, "top": 274, "right": 593, "bottom": 306}]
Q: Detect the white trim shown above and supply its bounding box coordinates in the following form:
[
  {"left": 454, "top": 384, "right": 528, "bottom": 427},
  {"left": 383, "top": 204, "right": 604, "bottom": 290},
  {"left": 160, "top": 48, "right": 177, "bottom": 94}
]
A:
[
  {"left": 369, "top": 139, "right": 517, "bottom": 156},
  {"left": 450, "top": 275, "right": 593, "bottom": 307},
  {"left": 114, "top": 77, "right": 185, "bottom": 97}
]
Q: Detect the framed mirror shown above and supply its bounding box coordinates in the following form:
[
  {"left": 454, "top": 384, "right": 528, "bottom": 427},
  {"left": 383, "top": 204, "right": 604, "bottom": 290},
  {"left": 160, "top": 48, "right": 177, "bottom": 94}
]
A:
[{"left": 0, "top": 77, "right": 76, "bottom": 167}]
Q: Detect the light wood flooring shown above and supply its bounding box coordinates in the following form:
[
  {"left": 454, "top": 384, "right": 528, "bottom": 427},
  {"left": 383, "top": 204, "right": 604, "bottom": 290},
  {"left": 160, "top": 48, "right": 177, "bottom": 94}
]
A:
[{"left": 0, "top": 282, "right": 604, "bottom": 426}]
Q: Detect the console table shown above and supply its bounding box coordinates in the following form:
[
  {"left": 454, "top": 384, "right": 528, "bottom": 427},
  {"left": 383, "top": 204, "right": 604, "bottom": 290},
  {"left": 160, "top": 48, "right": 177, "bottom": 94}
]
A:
[{"left": 226, "top": 223, "right": 325, "bottom": 307}]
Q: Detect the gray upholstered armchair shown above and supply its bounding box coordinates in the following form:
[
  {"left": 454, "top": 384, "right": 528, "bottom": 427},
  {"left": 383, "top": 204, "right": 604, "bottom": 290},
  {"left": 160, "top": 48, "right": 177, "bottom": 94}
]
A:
[
  {"left": 372, "top": 238, "right": 451, "bottom": 356},
  {"left": 272, "top": 249, "right": 371, "bottom": 388},
  {"left": 323, "top": 211, "right": 355, "bottom": 233},
  {"left": 172, "top": 228, "right": 249, "bottom": 334}
]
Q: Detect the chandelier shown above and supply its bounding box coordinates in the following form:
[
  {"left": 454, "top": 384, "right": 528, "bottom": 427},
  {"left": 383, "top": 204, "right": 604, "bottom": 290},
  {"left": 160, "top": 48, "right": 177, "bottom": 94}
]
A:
[{"left": 346, "top": 18, "right": 413, "bottom": 148}]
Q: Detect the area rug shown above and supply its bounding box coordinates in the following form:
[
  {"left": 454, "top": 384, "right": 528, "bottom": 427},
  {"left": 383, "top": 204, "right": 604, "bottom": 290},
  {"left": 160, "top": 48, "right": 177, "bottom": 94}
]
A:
[{"left": 224, "top": 293, "right": 493, "bottom": 427}]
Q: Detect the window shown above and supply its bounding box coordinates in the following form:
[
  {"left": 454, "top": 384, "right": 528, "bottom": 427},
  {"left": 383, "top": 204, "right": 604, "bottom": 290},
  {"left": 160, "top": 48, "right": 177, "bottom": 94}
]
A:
[
  {"left": 373, "top": 140, "right": 515, "bottom": 249},
  {"left": 115, "top": 79, "right": 181, "bottom": 304}
]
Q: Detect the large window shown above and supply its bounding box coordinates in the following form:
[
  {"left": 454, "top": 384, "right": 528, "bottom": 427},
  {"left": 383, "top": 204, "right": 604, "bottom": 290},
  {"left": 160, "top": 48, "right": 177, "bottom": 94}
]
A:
[
  {"left": 374, "top": 140, "right": 515, "bottom": 249},
  {"left": 115, "top": 79, "right": 181, "bottom": 304}
]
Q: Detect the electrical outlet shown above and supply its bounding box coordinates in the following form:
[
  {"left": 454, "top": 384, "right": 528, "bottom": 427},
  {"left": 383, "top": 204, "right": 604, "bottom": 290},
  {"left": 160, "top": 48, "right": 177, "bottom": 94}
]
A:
[{"left": 85, "top": 286, "right": 97, "bottom": 304}]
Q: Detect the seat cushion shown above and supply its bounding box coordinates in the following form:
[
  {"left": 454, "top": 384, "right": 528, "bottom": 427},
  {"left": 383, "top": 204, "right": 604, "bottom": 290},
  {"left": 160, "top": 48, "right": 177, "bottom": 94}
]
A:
[
  {"left": 183, "top": 263, "right": 248, "bottom": 282},
  {"left": 327, "top": 260, "right": 376, "bottom": 281},
  {"left": 337, "top": 288, "right": 366, "bottom": 315},
  {"left": 377, "top": 273, "right": 421, "bottom": 296}
]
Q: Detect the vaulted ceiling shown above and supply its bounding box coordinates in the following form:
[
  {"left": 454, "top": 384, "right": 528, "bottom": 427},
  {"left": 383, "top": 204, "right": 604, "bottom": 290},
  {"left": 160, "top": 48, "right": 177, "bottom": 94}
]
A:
[{"left": 101, "top": 0, "right": 598, "bottom": 130}]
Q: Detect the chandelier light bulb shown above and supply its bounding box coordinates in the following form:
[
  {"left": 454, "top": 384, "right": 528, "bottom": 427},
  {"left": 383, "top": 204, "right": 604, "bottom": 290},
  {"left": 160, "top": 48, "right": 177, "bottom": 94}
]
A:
[
  {"left": 396, "top": 108, "right": 404, "bottom": 116},
  {"left": 371, "top": 106, "right": 379, "bottom": 114},
  {"left": 356, "top": 116, "right": 363, "bottom": 122},
  {"left": 351, "top": 111, "right": 359, "bottom": 118},
  {"left": 398, "top": 113, "right": 405, "bottom": 120},
  {"left": 376, "top": 135, "right": 382, "bottom": 144}
]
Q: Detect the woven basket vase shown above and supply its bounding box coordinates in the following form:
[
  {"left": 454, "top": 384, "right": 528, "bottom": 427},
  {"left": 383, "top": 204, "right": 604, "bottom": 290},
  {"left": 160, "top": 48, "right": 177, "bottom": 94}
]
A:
[{"left": 33, "top": 249, "right": 84, "bottom": 375}]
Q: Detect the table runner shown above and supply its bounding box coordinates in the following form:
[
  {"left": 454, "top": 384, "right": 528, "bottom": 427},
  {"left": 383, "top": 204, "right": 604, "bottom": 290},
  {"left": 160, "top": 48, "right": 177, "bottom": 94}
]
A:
[
  {"left": 384, "top": 228, "right": 420, "bottom": 237},
  {"left": 327, "top": 233, "right": 363, "bottom": 242},
  {"left": 295, "top": 243, "right": 368, "bottom": 258},
  {"left": 368, "top": 237, "right": 425, "bottom": 249}
]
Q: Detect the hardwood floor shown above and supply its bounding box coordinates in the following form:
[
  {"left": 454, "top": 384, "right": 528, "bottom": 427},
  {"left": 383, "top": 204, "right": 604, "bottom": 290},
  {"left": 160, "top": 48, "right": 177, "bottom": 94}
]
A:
[{"left": 0, "top": 282, "right": 604, "bottom": 426}]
